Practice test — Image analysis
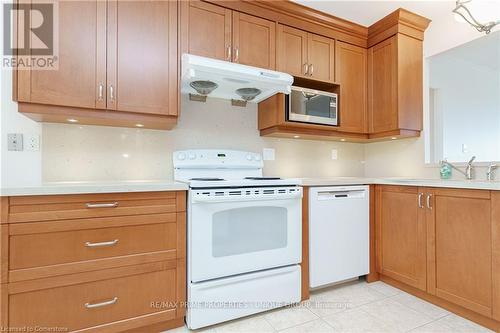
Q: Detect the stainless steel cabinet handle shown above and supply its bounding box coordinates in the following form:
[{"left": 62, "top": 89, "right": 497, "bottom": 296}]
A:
[
  {"left": 85, "top": 297, "right": 118, "bottom": 309},
  {"left": 234, "top": 47, "right": 239, "bottom": 62},
  {"left": 426, "top": 194, "right": 433, "bottom": 210},
  {"left": 226, "top": 45, "right": 231, "bottom": 61},
  {"left": 309, "top": 64, "right": 314, "bottom": 76},
  {"left": 85, "top": 239, "right": 119, "bottom": 248},
  {"left": 97, "top": 83, "right": 104, "bottom": 101},
  {"left": 85, "top": 202, "right": 118, "bottom": 209},
  {"left": 109, "top": 85, "right": 115, "bottom": 102},
  {"left": 303, "top": 63, "right": 309, "bottom": 75},
  {"left": 418, "top": 193, "right": 424, "bottom": 208}
]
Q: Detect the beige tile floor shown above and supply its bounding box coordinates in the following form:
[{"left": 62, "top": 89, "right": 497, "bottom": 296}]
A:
[{"left": 165, "top": 280, "right": 493, "bottom": 333}]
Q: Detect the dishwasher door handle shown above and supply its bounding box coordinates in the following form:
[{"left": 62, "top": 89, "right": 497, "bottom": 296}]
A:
[{"left": 317, "top": 190, "right": 366, "bottom": 200}]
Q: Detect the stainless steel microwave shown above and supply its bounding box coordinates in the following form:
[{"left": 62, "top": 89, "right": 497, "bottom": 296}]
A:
[{"left": 286, "top": 86, "right": 338, "bottom": 126}]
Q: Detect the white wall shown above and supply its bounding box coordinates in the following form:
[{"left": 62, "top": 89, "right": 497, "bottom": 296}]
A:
[
  {"left": 0, "top": 5, "right": 42, "bottom": 188},
  {"left": 41, "top": 96, "right": 366, "bottom": 182}
]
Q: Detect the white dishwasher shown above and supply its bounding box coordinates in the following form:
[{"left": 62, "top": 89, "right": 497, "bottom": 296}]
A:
[{"left": 309, "top": 185, "right": 369, "bottom": 288}]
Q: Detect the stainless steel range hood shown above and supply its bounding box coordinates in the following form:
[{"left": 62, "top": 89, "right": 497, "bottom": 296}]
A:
[{"left": 181, "top": 54, "right": 293, "bottom": 105}]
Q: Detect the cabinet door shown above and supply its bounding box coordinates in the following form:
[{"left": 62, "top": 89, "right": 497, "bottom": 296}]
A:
[
  {"left": 107, "top": 1, "right": 177, "bottom": 116},
  {"left": 181, "top": 1, "right": 231, "bottom": 61},
  {"left": 17, "top": 1, "right": 106, "bottom": 109},
  {"left": 368, "top": 36, "right": 397, "bottom": 134},
  {"left": 232, "top": 12, "right": 276, "bottom": 70},
  {"left": 336, "top": 41, "right": 367, "bottom": 133},
  {"left": 428, "top": 190, "right": 492, "bottom": 317},
  {"left": 307, "top": 33, "right": 335, "bottom": 83},
  {"left": 276, "top": 25, "right": 308, "bottom": 77},
  {"left": 377, "top": 186, "right": 426, "bottom": 291}
]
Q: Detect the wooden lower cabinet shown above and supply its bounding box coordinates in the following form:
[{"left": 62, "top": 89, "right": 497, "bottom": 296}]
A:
[
  {"left": 427, "top": 189, "right": 493, "bottom": 317},
  {"left": 0, "top": 191, "right": 187, "bottom": 332},
  {"left": 376, "top": 185, "right": 500, "bottom": 330},
  {"left": 376, "top": 185, "right": 426, "bottom": 291}
]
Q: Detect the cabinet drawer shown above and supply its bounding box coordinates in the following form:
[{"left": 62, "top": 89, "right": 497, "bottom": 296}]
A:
[
  {"left": 9, "top": 267, "right": 177, "bottom": 331},
  {"left": 8, "top": 192, "right": 182, "bottom": 223},
  {"left": 10, "top": 221, "right": 177, "bottom": 270}
]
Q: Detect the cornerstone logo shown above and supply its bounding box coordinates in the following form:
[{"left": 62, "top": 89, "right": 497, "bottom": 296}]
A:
[{"left": 2, "top": 2, "right": 58, "bottom": 69}]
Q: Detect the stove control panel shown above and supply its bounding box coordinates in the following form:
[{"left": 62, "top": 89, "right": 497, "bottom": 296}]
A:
[{"left": 173, "top": 149, "right": 263, "bottom": 169}]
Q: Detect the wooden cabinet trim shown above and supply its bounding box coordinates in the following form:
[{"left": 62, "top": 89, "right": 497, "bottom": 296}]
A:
[{"left": 492, "top": 192, "right": 500, "bottom": 321}]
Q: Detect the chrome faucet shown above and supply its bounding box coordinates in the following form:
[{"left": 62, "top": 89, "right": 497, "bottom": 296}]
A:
[
  {"left": 487, "top": 163, "right": 498, "bottom": 181},
  {"left": 440, "top": 156, "right": 476, "bottom": 180}
]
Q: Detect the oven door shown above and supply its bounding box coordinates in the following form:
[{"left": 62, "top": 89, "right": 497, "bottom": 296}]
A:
[
  {"left": 287, "top": 86, "right": 338, "bottom": 126},
  {"left": 189, "top": 187, "right": 302, "bottom": 282}
]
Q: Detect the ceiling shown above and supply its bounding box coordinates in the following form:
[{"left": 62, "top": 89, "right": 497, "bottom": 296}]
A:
[
  {"left": 291, "top": 1, "right": 500, "bottom": 27},
  {"left": 291, "top": 0, "right": 500, "bottom": 56}
]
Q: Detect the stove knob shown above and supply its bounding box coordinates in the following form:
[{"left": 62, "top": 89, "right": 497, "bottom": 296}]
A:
[
  {"left": 177, "top": 152, "right": 186, "bottom": 160},
  {"left": 188, "top": 153, "right": 196, "bottom": 160},
  {"left": 246, "top": 154, "right": 253, "bottom": 161}
]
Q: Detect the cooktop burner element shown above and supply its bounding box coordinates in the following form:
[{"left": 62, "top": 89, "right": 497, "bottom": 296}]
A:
[
  {"left": 244, "top": 177, "right": 282, "bottom": 180},
  {"left": 189, "top": 177, "right": 225, "bottom": 181}
]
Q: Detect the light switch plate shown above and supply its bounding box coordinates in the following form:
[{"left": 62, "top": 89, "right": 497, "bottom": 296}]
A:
[
  {"left": 7, "top": 133, "right": 23, "bottom": 151},
  {"left": 263, "top": 148, "right": 275, "bottom": 161},
  {"left": 331, "top": 149, "right": 338, "bottom": 160}
]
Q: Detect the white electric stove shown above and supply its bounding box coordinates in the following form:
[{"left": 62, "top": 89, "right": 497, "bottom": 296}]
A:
[{"left": 173, "top": 149, "right": 303, "bottom": 329}]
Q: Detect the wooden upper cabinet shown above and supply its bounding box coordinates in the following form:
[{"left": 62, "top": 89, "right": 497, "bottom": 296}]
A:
[
  {"left": 17, "top": 0, "right": 106, "bottom": 109},
  {"left": 368, "top": 36, "right": 397, "bottom": 134},
  {"left": 277, "top": 25, "right": 308, "bottom": 77},
  {"left": 368, "top": 33, "right": 424, "bottom": 136},
  {"left": 427, "top": 189, "right": 493, "bottom": 317},
  {"left": 181, "top": 1, "right": 231, "bottom": 61},
  {"left": 181, "top": 2, "right": 275, "bottom": 70},
  {"left": 376, "top": 186, "right": 426, "bottom": 291},
  {"left": 307, "top": 34, "right": 335, "bottom": 82},
  {"left": 336, "top": 41, "right": 367, "bottom": 133},
  {"left": 107, "top": 1, "right": 177, "bottom": 116},
  {"left": 232, "top": 12, "right": 276, "bottom": 70},
  {"left": 277, "top": 24, "right": 335, "bottom": 83}
]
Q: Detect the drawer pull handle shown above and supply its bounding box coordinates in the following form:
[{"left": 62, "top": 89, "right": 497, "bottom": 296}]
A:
[
  {"left": 85, "top": 297, "right": 118, "bottom": 309},
  {"left": 85, "top": 202, "right": 118, "bottom": 209},
  {"left": 85, "top": 239, "right": 119, "bottom": 248}
]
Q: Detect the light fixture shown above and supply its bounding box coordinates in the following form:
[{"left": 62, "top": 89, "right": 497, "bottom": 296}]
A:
[
  {"left": 135, "top": 124, "right": 144, "bottom": 128},
  {"left": 391, "top": 137, "right": 397, "bottom": 140},
  {"left": 293, "top": 135, "right": 300, "bottom": 139},
  {"left": 453, "top": 0, "right": 500, "bottom": 34},
  {"left": 122, "top": 153, "right": 130, "bottom": 158},
  {"left": 340, "top": 138, "right": 346, "bottom": 142},
  {"left": 67, "top": 118, "right": 78, "bottom": 123}
]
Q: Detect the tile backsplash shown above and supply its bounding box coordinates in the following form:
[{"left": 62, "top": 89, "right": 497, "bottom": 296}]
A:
[{"left": 42, "top": 95, "right": 366, "bottom": 182}]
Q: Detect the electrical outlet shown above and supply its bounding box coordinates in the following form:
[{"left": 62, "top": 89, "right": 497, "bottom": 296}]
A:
[
  {"left": 262, "top": 148, "right": 275, "bottom": 161},
  {"left": 462, "top": 144, "right": 468, "bottom": 153},
  {"left": 7, "top": 133, "right": 23, "bottom": 151},
  {"left": 331, "top": 149, "right": 338, "bottom": 160},
  {"left": 25, "top": 134, "right": 40, "bottom": 152}
]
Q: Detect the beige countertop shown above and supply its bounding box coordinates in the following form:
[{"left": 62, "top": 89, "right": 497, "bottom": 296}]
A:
[
  {"left": 3, "top": 177, "right": 500, "bottom": 196},
  {"left": 301, "top": 177, "right": 500, "bottom": 191},
  {"left": 0, "top": 180, "right": 189, "bottom": 196}
]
